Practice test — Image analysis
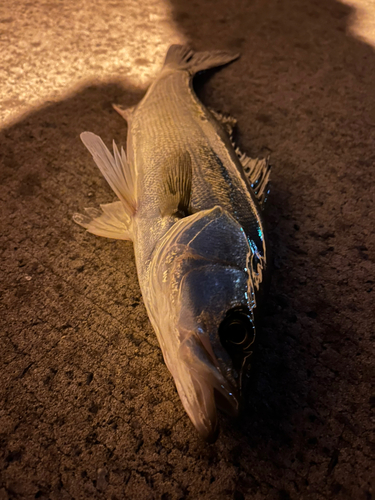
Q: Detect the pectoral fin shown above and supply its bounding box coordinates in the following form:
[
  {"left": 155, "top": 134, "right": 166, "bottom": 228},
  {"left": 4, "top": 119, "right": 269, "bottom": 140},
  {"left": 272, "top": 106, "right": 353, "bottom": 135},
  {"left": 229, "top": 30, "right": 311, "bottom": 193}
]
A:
[
  {"left": 73, "top": 201, "right": 132, "bottom": 240},
  {"left": 161, "top": 150, "right": 192, "bottom": 218}
]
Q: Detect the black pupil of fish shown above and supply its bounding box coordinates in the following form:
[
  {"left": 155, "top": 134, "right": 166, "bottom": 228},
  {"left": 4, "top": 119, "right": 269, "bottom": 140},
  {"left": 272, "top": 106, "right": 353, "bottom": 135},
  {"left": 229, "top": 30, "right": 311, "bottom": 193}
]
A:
[
  {"left": 225, "top": 319, "right": 248, "bottom": 344},
  {"left": 219, "top": 309, "right": 253, "bottom": 351}
]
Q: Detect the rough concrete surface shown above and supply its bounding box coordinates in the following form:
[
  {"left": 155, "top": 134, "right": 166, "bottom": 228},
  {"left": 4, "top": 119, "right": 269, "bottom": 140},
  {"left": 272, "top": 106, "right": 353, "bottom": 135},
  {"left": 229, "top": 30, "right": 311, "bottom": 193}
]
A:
[{"left": 0, "top": 0, "right": 374, "bottom": 499}]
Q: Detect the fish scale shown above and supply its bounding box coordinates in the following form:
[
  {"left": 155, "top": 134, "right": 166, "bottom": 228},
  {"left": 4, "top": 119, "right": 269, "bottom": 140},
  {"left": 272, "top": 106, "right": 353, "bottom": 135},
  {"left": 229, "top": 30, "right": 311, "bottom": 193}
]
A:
[
  {"left": 135, "top": 70, "right": 257, "bottom": 231},
  {"left": 138, "top": 77, "right": 264, "bottom": 282}
]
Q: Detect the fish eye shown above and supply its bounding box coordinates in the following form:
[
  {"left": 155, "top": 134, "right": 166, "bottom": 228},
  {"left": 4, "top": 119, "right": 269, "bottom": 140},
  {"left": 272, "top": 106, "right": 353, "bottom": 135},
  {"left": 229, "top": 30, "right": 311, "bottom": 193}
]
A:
[
  {"left": 224, "top": 318, "right": 248, "bottom": 345},
  {"left": 218, "top": 308, "right": 255, "bottom": 352}
]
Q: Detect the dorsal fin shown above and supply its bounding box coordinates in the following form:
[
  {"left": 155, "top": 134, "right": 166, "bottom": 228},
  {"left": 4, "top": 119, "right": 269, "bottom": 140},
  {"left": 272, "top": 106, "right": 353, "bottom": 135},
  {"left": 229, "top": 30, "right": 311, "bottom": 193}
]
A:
[
  {"left": 235, "top": 147, "right": 271, "bottom": 207},
  {"left": 208, "top": 108, "right": 237, "bottom": 140},
  {"left": 161, "top": 151, "right": 192, "bottom": 218},
  {"left": 80, "top": 132, "right": 136, "bottom": 216}
]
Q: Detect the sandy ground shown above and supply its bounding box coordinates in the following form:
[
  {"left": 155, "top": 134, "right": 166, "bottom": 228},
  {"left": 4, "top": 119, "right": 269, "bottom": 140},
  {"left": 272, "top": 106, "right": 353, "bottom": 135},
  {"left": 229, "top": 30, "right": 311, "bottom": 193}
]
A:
[{"left": 1, "top": 0, "right": 374, "bottom": 499}]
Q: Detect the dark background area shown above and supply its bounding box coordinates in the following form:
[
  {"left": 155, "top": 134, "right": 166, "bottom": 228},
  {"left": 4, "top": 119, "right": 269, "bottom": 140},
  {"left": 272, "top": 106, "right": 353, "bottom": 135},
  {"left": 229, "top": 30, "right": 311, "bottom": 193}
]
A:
[{"left": 0, "top": 0, "right": 374, "bottom": 499}]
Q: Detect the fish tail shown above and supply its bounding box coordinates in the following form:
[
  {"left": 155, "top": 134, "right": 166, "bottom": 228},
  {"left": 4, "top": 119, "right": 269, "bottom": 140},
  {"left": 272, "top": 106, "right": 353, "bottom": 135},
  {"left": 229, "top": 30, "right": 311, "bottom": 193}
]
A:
[{"left": 163, "top": 44, "right": 239, "bottom": 75}]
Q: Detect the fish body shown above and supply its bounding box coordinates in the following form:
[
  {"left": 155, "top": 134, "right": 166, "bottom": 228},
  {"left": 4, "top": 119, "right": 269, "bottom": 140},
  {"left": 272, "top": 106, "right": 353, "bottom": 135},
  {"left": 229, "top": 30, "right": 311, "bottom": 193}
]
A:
[{"left": 74, "top": 45, "right": 270, "bottom": 440}]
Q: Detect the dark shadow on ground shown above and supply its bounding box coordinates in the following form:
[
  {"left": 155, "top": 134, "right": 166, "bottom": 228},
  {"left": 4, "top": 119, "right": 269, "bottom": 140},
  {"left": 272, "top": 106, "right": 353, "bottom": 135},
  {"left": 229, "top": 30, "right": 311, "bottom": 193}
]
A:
[{"left": 0, "top": 1, "right": 375, "bottom": 498}]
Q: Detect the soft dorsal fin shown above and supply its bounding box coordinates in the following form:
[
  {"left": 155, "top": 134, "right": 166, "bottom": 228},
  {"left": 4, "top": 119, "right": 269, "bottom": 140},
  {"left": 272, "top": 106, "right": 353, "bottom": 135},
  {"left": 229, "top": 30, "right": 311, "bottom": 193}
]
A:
[
  {"left": 208, "top": 108, "right": 237, "bottom": 140},
  {"left": 161, "top": 151, "right": 192, "bottom": 218},
  {"left": 235, "top": 147, "right": 271, "bottom": 207},
  {"left": 73, "top": 201, "right": 132, "bottom": 240},
  {"left": 80, "top": 132, "right": 136, "bottom": 217},
  {"left": 163, "top": 45, "right": 239, "bottom": 76}
]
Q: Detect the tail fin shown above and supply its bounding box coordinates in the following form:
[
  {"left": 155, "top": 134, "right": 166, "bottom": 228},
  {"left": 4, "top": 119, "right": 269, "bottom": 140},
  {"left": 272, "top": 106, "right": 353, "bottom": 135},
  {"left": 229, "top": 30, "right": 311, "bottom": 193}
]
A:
[{"left": 163, "top": 44, "right": 239, "bottom": 76}]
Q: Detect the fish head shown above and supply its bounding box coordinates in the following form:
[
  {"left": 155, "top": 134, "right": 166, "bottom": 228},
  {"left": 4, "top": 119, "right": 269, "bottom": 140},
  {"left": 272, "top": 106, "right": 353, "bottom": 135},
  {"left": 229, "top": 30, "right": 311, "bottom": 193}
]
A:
[{"left": 148, "top": 206, "right": 258, "bottom": 440}]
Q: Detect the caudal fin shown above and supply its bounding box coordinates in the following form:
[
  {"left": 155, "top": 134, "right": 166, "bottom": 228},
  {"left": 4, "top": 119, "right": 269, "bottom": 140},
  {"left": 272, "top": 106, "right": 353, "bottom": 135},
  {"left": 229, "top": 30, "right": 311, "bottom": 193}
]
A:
[{"left": 163, "top": 44, "right": 239, "bottom": 76}]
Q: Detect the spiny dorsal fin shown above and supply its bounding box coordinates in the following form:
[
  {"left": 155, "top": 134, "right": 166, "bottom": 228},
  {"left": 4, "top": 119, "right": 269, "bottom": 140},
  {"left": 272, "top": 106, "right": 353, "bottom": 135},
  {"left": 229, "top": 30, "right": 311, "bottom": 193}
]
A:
[
  {"left": 73, "top": 201, "right": 132, "bottom": 240},
  {"left": 208, "top": 108, "right": 237, "bottom": 140},
  {"left": 235, "top": 147, "right": 271, "bottom": 207},
  {"left": 80, "top": 132, "right": 136, "bottom": 217},
  {"left": 163, "top": 44, "right": 239, "bottom": 76},
  {"left": 161, "top": 151, "right": 192, "bottom": 218}
]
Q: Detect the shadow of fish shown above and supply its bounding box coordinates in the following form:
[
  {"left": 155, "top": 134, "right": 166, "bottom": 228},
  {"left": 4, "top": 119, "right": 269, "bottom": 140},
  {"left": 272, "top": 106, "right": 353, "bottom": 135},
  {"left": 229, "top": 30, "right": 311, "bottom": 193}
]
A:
[{"left": 74, "top": 45, "right": 271, "bottom": 441}]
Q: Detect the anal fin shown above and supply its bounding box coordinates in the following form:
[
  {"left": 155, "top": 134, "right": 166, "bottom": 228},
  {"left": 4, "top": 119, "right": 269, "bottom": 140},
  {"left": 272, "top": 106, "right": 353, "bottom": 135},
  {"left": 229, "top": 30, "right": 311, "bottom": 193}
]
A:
[
  {"left": 161, "top": 151, "right": 192, "bottom": 218},
  {"left": 113, "top": 104, "right": 135, "bottom": 123},
  {"left": 73, "top": 201, "right": 132, "bottom": 240}
]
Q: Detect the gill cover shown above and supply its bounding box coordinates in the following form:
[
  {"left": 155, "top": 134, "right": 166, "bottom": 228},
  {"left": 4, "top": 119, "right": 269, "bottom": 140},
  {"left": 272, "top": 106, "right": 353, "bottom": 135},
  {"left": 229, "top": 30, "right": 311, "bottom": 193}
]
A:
[{"left": 148, "top": 206, "right": 256, "bottom": 440}]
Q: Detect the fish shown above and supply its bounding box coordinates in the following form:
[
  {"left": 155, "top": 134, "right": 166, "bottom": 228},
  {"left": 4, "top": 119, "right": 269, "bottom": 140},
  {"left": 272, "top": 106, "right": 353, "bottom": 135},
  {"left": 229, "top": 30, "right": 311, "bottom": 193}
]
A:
[{"left": 74, "top": 45, "right": 270, "bottom": 441}]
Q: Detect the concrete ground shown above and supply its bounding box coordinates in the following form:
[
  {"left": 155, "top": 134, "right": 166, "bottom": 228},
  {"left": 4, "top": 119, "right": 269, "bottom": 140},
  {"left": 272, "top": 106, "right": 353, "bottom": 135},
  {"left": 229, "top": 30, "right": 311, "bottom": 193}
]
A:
[{"left": 0, "top": 0, "right": 374, "bottom": 499}]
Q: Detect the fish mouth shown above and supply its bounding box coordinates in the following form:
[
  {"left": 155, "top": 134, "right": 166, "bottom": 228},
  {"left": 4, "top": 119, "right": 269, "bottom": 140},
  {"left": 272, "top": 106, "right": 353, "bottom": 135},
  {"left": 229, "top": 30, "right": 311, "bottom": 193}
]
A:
[{"left": 173, "top": 333, "right": 240, "bottom": 442}]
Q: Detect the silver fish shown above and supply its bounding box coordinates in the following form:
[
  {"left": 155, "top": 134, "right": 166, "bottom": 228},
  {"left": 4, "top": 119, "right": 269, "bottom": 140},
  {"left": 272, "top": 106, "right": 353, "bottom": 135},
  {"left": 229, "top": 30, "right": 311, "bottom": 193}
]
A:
[{"left": 74, "top": 45, "right": 270, "bottom": 441}]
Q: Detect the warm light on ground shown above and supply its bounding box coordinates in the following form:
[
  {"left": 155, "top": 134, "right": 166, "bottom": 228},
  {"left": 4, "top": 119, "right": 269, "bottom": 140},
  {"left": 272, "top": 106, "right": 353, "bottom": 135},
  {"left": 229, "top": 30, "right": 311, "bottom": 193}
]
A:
[
  {"left": 0, "top": 0, "right": 184, "bottom": 127},
  {"left": 341, "top": 0, "right": 375, "bottom": 46},
  {"left": 2, "top": 0, "right": 374, "bottom": 129}
]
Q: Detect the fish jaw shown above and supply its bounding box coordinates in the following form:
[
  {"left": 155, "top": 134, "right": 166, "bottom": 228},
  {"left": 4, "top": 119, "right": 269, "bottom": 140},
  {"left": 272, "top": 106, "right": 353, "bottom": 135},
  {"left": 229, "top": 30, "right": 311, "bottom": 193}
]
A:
[
  {"left": 144, "top": 284, "right": 241, "bottom": 441},
  {"left": 172, "top": 333, "right": 239, "bottom": 442}
]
